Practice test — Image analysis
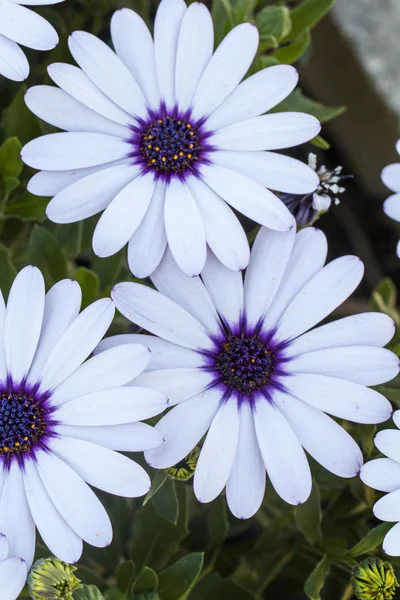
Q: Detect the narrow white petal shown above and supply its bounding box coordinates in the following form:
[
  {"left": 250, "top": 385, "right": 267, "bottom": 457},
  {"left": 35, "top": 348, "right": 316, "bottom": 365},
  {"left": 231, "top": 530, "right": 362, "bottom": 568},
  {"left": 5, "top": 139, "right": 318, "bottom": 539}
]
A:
[
  {"left": 393, "top": 410, "right": 400, "bottom": 429},
  {"left": 55, "top": 422, "right": 163, "bottom": 452},
  {"left": 191, "top": 24, "right": 259, "bottom": 121},
  {"left": 39, "top": 298, "right": 115, "bottom": 392},
  {"left": 382, "top": 163, "right": 400, "bottom": 193},
  {"left": 111, "top": 8, "right": 160, "bottom": 110},
  {"left": 0, "top": 34, "right": 29, "bottom": 81},
  {"left": 154, "top": 0, "right": 186, "bottom": 109},
  {"left": 374, "top": 489, "right": 400, "bottom": 522},
  {"left": 206, "top": 65, "right": 298, "bottom": 131},
  {"left": 5, "top": 266, "right": 45, "bottom": 383},
  {"left": 186, "top": 176, "right": 250, "bottom": 271},
  {"left": 36, "top": 449, "right": 112, "bottom": 547},
  {"left": 145, "top": 388, "right": 221, "bottom": 468},
  {"left": 68, "top": 31, "right": 147, "bottom": 119},
  {"left": 133, "top": 368, "right": 213, "bottom": 406},
  {"left": 226, "top": 402, "right": 266, "bottom": 519},
  {"left": 28, "top": 164, "right": 118, "bottom": 197},
  {"left": 50, "top": 437, "right": 151, "bottom": 497},
  {"left": 0, "top": 558, "right": 27, "bottom": 600},
  {"left": 23, "top": 460, "right": 83, "bottom": 563},
  {"left": 253, "top": 397, "right": 312, "bottom": 505},
  {"left": 112, "top": 282, "right": 212, "bottom": 350},
  {"left": 93, "top": 173, "right": 155, "bottom": 258},
  {"left": 276, "top": 256, "right": 364, "bottom": 342},
  {"left": 0, "top": 535, "right": 8, "bottom": 561},
  {"left": 361, "top": 458, "right": 400, "bottom": 493},
  {"left": 244, "top": 227, "right": 295, "bottom": 327},
  {"left": 0, "top": 292, "right": 7, "bottom": 384},
  {"left": 51, "top": 344, "right": 151, "bottom": 406},
  {"left": 0, "top": 3, "right": 58, "bottom": 51},
  {"left": 383, "top": 522, "right": 400, "bottom": 556},
  {"left": 383, "top": 193, "right": 400, "bottom": 223},
  {"left": 375, "top": 430, "right": 400, "bottom": 463}
]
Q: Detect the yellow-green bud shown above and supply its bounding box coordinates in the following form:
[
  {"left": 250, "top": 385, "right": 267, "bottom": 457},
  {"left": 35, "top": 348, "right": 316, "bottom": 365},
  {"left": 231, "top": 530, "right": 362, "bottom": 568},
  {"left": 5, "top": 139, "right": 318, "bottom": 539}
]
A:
[
  {"left": 351, "top": 557, "right": 399, "bottom": 600},
  {"left": 28, "top": 558, "right": 82, "bottom": 600},
  {"left": 165, "top": 447, "right": 199, "bottom": 481}
]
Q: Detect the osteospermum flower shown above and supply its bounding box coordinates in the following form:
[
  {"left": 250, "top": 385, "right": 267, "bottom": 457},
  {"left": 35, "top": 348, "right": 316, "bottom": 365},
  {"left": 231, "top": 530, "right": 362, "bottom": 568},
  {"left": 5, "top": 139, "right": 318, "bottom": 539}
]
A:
[
  {"left": 360, "top": 410, "right": 400, "bottom": 556},
  {"left": 0, "top": 534, "right": 27, "bottom": 600},
  {"left": 0, "top": 0, "right": 62, "bottom": 82},
  {"left": 101, "top": 227, "right": 398, "bottom": 518},
  {"left": 351, "top": 557, "right": 399, "bottom": 600},
  {"left": 22, "top": 0, "right": 321, "bottom": 278},
  {"left": 28, "top": 558, "right": 81, "bottom": 600},
  {"left": 0, "top": 266, "right": 167, "bottom": 569},
  {"left": 381, "top": 140, "right": 400, "bottom": 257}
]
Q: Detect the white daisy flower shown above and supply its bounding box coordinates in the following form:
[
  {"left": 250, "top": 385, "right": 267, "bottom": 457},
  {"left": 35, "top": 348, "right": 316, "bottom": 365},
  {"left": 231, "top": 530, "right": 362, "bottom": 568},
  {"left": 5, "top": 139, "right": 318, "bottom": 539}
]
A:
[
  {"left": 0, "top": 534, "right": 27, "bottom": 600},
  {"left": 101, "top": 226, "right": 398, "bottom": 519},
  {"left": 382, "top": 140, "right": 400, "bottom": 257},
  {"left": 22, "top": 0, "right": 321, "bottom": 278},
  {"left": 0, "top": 0, "right": 62, "bottom": 82},
  {"left": 361, "top": 411, "right": 400, "bottom": 557},
  {"left": 0, "top": 266, "right": 167, "bottom": 569}
]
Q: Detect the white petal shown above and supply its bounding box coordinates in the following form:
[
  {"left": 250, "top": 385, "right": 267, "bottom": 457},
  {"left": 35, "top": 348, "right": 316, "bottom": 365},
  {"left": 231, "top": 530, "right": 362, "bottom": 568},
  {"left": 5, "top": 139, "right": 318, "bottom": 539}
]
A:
[
  {"left": 288, "top": 346, "right": 399, "bottom": 386},
  {"left": 383, "top": 522, "right": 400, "bottom": 556},
  {"left": 154, "top": 0, "right": 186, "bottom": 109},
  {"left": 39, "top": 298, "right": 115, "bottom": 392},
  {"left": 0, "top": 34, "right": 29, "bottom": 81},
  {"left": 25, "top": 86, "right": 130, "bottom": 138},
  {"left": 191, "top": 23, "right": 259, "bottom": 121},
  {"left": 111, "top": 9, "right": 160, "bottom": 110},
  {"left": 194, "top": 399, "right": 240, "bottom": 503},
  {"left": 0, "top": 535, "right": 8, "bottom": 561},
  {"left": 134, "top": 368, "right": 213, "bottom": 406},
  {"left": 54, "top": 387, "right": 167, "bottom": 425},
  {"left": 164, "top": 180, "right": 207, "bottom": 277},
  {"left": 28, "top": 164, "right": 118, "bottom": 197},
  {"left": 0, "top": 558, "right": 27, "bottom": 600},
  {"left": 128, "top": 180, "right": 167, "bottom": 278},
  {"left": 382, "top": 163, "right": 400, "bottom": 193},
  {"left": 175, "top": 3, "right": 213, "bottom": 112},
  {"left": 211, "top": 113, "right": 320, "bottom": 151},
  {"left": 206, "top": 65, "right": 298, "bottom": 131},
  {"left": 93, "top": 173, "right": 155, "bottom": 258},
  {"left": 55, "top": 422, "right": 163, "bottom": 452},
  {"left": 0, "top": 292, "right": 7, "bottom": 384},
  {"left": 0, "top": 3, "right": 57, "bottom": 51},
  {"left": 244, "top": 227, "right": 295, "bottom": 328},
  {"left": 361, "top": 459, "right": 400, "bottom": 493},
  {"left": 212, "top": 150, "right": 319, "bottom": 194},
  {"left": 276, "top": 256, "right": 364, "bottom": 342},
  {"left": 145, "top": 388, "right": 221, "bottom": 468},
  {"left": 23, "top": 459, "right": 83, "bottom": 563},
  {"left": 151, "top": 248, "right": 219, "bottom": 333},
  {"left": 200, "top": 163, "right": 294, "bottom": 231},
  {"left": 393, "top": 410, "right": 400, "bottom": 430},
  {"left": 312, "top": 192, "right": 331, "bottom": 211},
  {"left": 0, "top": 462, "right": 35, "bottom": 567},
  {"left": 286, "top": 312, "right": 396, "bottom": 357},
  {"left": 36, "top": 449, "right": 112, "bottom": 547},
  {"left": 112, "top": 282, "right": 212, "bottom": 350},
  {"left": 95, "top": 334, "right": 202, "bottom": 371},
  {"left": 68, "top": 31, "right": 147, "bottom": 120},
  {"left": 226, "top": 402, "right": 266, "bottom": 519},
  {"left": 186, "top": 175, "right": 250, "bottom": 271},
  {"left": 274, "top": 390, "right": 363, "bottom": 478},
  {"left": 375, "top": 430, "right": 400, "bottom": 463},
  {"left": 51, "top": 344, "right": 151, "bottom": 406},
  {"left": 374, "top": 489, "right": 400, "bottom": 522},
  {"left": 50, "top": 437, "right": 150, "bottom": 497},
  {"left": 48, "top": 62, "right": 132, "bottom": 126},
  {"left": 396, "top": 239, "right": 400, "bottom": 258},
  {"left": 253, "top": 397, "right": 312, "bottom": 505},
  {"left": 383, "top": 193, "right": 400, "bottom": 223},
  {"left": 5, "top": 266, "right": 45, "bottom": 384},
  {"left": 28, "top": 279, "right": 81, "bottom": 385},
  {"left": 21, "top": 132, "right": 131, "bottom": 171},
  {"left": 47, "top": 163, "right": 138, "bottom": 224},
  {"left": 201, "top": 250, "right": 244, "bottom": 328},
  {"left": 264, "top": 227, "right": 327, "bottom": 330}
]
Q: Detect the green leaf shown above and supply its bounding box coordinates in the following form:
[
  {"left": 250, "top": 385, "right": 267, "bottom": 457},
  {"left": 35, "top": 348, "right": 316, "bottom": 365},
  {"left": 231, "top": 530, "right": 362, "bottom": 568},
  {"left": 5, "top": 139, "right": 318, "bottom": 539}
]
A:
[
  {"left": 143, "top": 472, "right": 168, "bottom": 506},
  {"left": 49, "top": 221, "right": 84, "bottom": 258},
  {"left": 374, "top": 384, "right": 400, "bottom": 406},
  {"left": 232, "top": 0, "right": 256, "bottom": 23},
  {"left": 0, "top": 245, "right": 17, "bottom": 298},
  {"left": 273, "top": 89, "right": 346, "bottom": 123},
  {"left": 295, "top": 481, "right": 322, "bottom": 546},
  {"left": 0, "top": 137, "right": 22, "bottom": 179},
  {"left": 151, "top": 477, "right": 179, "bottom": 525},
  {"left": 0, "top": 176, "right": 20, "bottom": 205},
  {"left": 256, "top": 6, "right": 291, "bottom": 42},
  {"left": 74, "top": 267, "right": 100, "bottom": 309},
  {"left": 92, "top": 251, "right": 124, "bottom": 291},
  {"left": 190, "top": 573, "right": 255, "bottom": 600},
  {"left": 311, "top": 136, "right": 330, "bottom": 150},
  {"left": 207, "top": 496, "right": 229, "bottom": 550},
  {"left": 289, "top": 0, "right": 335, "bottom": 40},
  {"left": 1, "top": 86, "right": 42, "bottom": 144},
  {"left": 4, "top": 193, "right": 47, "bottom": 221},
  {"left": 135, "top": 567, "right": 159, "bottom": 593},
  {"left": 104, "top": 591, "right": 126, "bottom": 600},
  {"left": 273, "top": 28, "right": 310, "bottom": 64},
  {"left": 75, "top": 566, "right": 108, "bottom": 592},
  {"left": 349, "top": 523, "right": 393, "bottom": 557},
  {"left": 74, "top": 585, "right": 105, "bottom": 600},
  {"left": 116, "top": 561, "right": 136, "bottom": 593},
  {"left": 304, "top": 556, "right": 331, "bottom": 600},
  {"left": 28, "top": 225, "right": 68, "bottom": 286},
  {"left": 158, "top": 553, "right": 204, "bottom": 600}
]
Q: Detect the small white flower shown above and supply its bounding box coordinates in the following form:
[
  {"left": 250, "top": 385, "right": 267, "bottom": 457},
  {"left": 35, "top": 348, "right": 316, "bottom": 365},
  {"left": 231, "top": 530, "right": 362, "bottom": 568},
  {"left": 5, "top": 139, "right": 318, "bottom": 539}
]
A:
[
  {"left": 0, "top": 534, "right": 27, "bottom": 600},
  {"left": 382, "top": 140, "right": 400, "bottom": 258},
  {"left": 308, "top": 153, "right": 346, "bottom": 212},
  {"left": 0, "top": 0, "right": 62, "bottom": 82},
  {"left": 360, "top": 411, "right": 400, "bottom": 556},
  {"left": 104, "top": 227, "right": 398, "bottom": 519},
  {"left": 22, "top": 0, "right": 321, "bottom": 278},
  {"left": 0, "top": 266, "right": 167, "bottom": 568}
]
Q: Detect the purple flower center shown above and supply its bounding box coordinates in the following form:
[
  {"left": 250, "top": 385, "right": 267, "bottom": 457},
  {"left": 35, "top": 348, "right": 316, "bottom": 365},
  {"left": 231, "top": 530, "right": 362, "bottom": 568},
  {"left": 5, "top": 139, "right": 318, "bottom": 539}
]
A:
[
  {"left": 0, "top": 392, "right": 47, "bottom": 457},
  {"left": 215, "top": 335, "right": 275, "bottom": 393}
]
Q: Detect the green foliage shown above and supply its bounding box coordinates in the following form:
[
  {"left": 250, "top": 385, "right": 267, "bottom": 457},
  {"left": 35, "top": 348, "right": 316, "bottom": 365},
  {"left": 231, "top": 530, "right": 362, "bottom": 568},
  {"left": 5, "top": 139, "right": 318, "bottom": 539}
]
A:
[
  {"left": 304, "top": 556, "right": 331, "bottom": 600},
  {"left": 295, "top": 481, "right": 322, "bottom": 546}
]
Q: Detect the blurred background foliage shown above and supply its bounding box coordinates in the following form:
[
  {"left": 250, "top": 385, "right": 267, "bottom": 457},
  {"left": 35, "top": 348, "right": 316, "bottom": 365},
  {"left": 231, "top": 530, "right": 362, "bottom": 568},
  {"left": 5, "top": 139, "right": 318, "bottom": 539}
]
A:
[{"left": 1, "top": 0, "right": 400, "bottom": 599}]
